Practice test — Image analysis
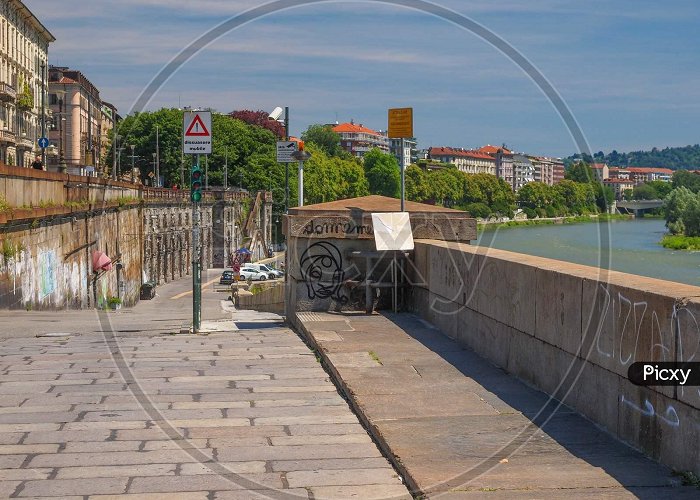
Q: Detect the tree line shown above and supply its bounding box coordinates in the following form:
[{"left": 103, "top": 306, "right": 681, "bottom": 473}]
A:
[{"left": 567, "top": 144, "right": 700, "bottom": 170}]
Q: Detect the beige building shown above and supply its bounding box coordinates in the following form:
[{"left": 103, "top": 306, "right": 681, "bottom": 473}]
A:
[
  {"left": 332, "top": 121, "right": 390, "bottom": 158},
  {"left": 0, "top": 0, "right": 55, "bottom": 167},
  {"left": 48, "top": 66, "right": 103, "bottom": 174},
  {"left": 428, "top": 146, "right": 496, "bottom": 175}
]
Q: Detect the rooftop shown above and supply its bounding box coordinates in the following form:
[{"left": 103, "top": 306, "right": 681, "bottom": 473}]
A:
[
  {"left": 333, "top": 122, "right": 382, "bottom": 135},
  {"left": 429, "top": 147, "right": 495, "bottom": 161},
  {"left": 288, "top": 195, "right": 465, "bottom": 215}
]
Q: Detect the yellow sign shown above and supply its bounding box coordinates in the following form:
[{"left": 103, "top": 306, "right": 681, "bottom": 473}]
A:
[{"left": 388, "top": 107, "right": 413, "bottom": 138}]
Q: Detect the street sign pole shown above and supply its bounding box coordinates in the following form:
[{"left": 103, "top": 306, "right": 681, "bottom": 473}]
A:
[
  {"left": 400, "top": 137, "right": 405, "bottom": 212},
  {"left": 192, "top": 153, "right": 201, "bottom": 333},
  {"left": 388, "top": 107, "right": 413, "bottom": 213}
]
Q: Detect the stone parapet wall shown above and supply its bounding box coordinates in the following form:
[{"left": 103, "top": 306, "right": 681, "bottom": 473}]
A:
[{"left": 411, "top": 239, "right": 700, "bottom": 475}]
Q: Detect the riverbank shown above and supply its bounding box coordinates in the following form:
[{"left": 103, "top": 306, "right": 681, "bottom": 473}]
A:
[
  {"left": 478, "top": 213, "right": 631, "bottom": 231},
  {"left": 661, "top": 234, "right": 700, "bottom": 250}
]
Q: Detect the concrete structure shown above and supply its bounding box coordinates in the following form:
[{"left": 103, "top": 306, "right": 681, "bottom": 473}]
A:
[
  {"left": 0, "top": 164, "right": 271, "bottom": 309},
  {"left": 284, "top": 195, "right": 476, "bottom": 313},
  {"left": 512, "top": 153, "right": 535, "bottom": 191},
  {"left": 332, "top": 121, "right": 389, "bottom": 158},
  {"left": 48, "top": 66, "right": 105, "bottom": 175},
  {"left": 389, "top": 136, "right": 416, "bottom": 169},
  {"left": 410, "top": 240, "right": 700, "bottom": 477},
  {"left": 0, "top": 0, "right": 55, "bottom": 168},
  {"left": 617, "top": 198, "right": 665, "bottom": 217},
  {"left": 427, "top": 146, "right": 496, "bottom": 175}
]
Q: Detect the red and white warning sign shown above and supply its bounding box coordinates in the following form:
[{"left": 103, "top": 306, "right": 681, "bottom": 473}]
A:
[{"left": 183, "top": 111, "right": 212, "bottom": 154}]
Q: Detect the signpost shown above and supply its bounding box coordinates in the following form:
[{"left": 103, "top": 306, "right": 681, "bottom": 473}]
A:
[
  {"left": 183, "top": 111, "right": 212, "bottom": 333},
  {"left": 276, "top": 141, "right": 297, "bottom": 163},
  {"left": 38, "top": 137, "right": 49, "bottom": 149},
  {"left": 388, "top": 108, "right": 414, "bottom": 212}
]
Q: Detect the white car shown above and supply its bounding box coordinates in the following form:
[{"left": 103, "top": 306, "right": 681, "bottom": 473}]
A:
[
  {"left": 240, "top": 267, "right": 267, "bottom": 281},
  {"left": 248, "top": 263, "right": 283, "bottom": 279}
]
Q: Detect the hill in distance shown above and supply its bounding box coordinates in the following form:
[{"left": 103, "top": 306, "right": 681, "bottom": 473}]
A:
[{"left": 567, "top": 144, "right": 700, "bottom": 170}]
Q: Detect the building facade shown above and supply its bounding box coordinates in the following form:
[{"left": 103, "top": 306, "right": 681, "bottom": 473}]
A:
[
  {"left": 478, "top": 145, "right": 514, "bottom": 187},
  {"left": 332, "top": 121, "right": 390, "bottom": 158},
  {"left": 0, "top": 0, "right": 54, "bottom": 167},
  {"left": 428, "top": 146, "right": 496, "bottom": 175},
  {"left": 389, "top": 137, "right": 417, "bottom": 170},
  {"left": 48, "top": 66, "right": 103, "bottom": 174},
  {"left": 512, "top": 154, "right": 535, "bottom": 191}
]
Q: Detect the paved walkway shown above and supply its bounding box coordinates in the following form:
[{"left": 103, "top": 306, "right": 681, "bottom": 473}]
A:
[
  {"left": 295, "top": 312, "right": 699, "bottom": 499},
  {"left": 0, "top": 308, "right": 409, "bottom": 498}
]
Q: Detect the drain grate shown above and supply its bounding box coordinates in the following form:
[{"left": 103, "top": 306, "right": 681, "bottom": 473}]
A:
[{"left": 296, "top": 312, "right": 332, "bottom": 322}]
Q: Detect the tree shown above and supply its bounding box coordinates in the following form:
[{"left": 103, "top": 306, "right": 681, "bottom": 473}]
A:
[
  {"left": 664, "top": 186, "right": 697, "bottom": 235},
  {"left": 363, "top": 148, "right": 400, "bottom": 198},
  {"left": 672, "top": 170, "right": 700, "bottom": 193},
  {"left": 565, "top": 162, "right": 594, "bottom": 183},
  {"left": 631, "top": 183, "right": 659, "bottom": 200},
  {"left": 228, "top": 110, "right": 285, "bottom": 138},
  {"left": 301, "top": 124, "right": 343, "bottom": 157},
  {"left": 517, "top": 182, "right": 555, "bottom": 210},
  {"left": 405, "top": 165, "right": 430, "bottom": 202}
]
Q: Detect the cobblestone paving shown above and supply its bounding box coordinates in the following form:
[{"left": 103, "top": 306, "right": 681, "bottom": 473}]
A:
[{"left": 0, "top": 326, "right": 409, "bottom": 499}]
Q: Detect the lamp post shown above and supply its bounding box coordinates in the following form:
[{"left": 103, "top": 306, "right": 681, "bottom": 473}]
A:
[
  {"left": 291, "top": 148, "right": 311, "bottom": 207},
  {"left": 40, "top": 62, "right": 46, "bottom": 169},
  {"left": 268, "top": 106, "right": 289, "bottom": 212},
  {"left": 129, "top": 144, "right": 135, "bottom": 183},
  {"left": 112, "top": 133, "right": 120, "bottom": 181}
]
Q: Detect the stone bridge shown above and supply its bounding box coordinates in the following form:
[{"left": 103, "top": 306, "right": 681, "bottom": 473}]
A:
[{"left": 617, "top": 199, "right": 664, "bottom": 216}]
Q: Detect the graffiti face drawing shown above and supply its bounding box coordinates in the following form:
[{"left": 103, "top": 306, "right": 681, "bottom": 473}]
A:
[{"left": 300, "top": 242, "right": 347, "bottom": 304}]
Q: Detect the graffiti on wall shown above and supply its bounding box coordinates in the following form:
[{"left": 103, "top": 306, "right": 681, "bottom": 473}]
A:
[
  {"left": 39, "top": 250, "right": 57, "bottom": 298},
  {"left": 300, "top": 241, "right": 347, "bottom": 304},
  {"left": 592, "top": 284, "right": 700, "bottom": 429}
]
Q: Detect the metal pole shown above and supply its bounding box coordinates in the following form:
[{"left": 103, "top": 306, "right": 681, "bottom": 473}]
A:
[
  {"left": 298, "top": 160, "right": 304, "bottom": 207},
  {"left": 224, "top": 150, "right": 228, "bottom": 189},
  {"left": 192, "top": 154, "right": 201, "bottom": 332},
  {"left": 284, "top": 106, "right": 289, "bottom": 213},
  {"left": 204, "top": 155, "right": 208, "bottom": 190},
  {"left": 112, "top": 131, "right": 118, "bottom": 180},
  {"left": 130, "top": 145, "right": 135, "bottom": 183},
  {"left": 40, "top": 62, "right": 46, "bottom": 168},
  {"left": 400, "top": 137, "right": 405, "bottom": 212},
  {"left": 155, "top": 125, "right": 160, "bottom": 187}
]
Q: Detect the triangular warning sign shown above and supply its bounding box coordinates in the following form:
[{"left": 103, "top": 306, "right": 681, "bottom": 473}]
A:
[{"left": 185, "top": 114, "right": 210, "bottom": 137}]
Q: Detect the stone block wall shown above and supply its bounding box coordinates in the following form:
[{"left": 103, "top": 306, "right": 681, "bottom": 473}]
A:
[{"left": 411, "top": 239, "right": 700, "bottom": 475}]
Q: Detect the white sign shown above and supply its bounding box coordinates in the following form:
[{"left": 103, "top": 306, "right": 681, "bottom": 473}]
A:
[
  {"left": 276, "top": 141, "right": 298, "bottom": 163},
  {"left": 183, "top": 111, "right": 212, "bottom": 154},
  {"left": 371, "top": 212, "right": 414, "bottom": 251}
]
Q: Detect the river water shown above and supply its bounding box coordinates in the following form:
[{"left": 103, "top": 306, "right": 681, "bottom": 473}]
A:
[{"left": 476, "top": 218, "right": 699, "bottom": 287}]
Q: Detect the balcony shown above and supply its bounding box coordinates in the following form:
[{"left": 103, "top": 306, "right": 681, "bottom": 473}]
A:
[
  {"left": 0, "top": 82, "right": 17, "bottom": 102},
  {"left": 16, "top": 136, "right": 33, "bottom": 149},
  {"left": 0, "top": 129, "right": 15, "bottom": 143}
]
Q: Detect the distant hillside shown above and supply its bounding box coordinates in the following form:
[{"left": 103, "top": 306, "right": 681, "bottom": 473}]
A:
[{"left": 567, "top": 144, "right": 700, "bottom": 170}]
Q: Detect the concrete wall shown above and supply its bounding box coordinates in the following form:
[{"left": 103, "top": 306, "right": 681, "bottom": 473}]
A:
[
  {"left": 238, "top": 284, "right": 284, "bottom": 315},
  {"left": 411, "top": 239, "right": 700, "bottom": 475}
]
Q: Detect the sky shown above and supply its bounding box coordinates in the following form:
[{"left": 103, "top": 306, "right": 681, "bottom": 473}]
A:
[{"left": 25, "top": 0, "right": 700, "bottom": 157}]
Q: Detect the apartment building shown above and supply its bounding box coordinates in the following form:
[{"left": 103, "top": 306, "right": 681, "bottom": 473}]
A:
[
  {"left": 478, "top": 145, "right": 514, "bottom": 187},
  {"left": 512, "top": 154, "right": 536, "bottom": 191},
  {"left": 332, "top": 121, "right": 390, "bottom": 158},
  {"left": 0, "top": 0, "right": 54, "bottom": 167},
  {"left": 428, "top": 146, "right": 496, "bottom": 175},
  {"left": 48, "top": 66, "right": 103, "bottom": 174},
  {"left": 389, "top": 137, "right": 417, "bottom": 170}
]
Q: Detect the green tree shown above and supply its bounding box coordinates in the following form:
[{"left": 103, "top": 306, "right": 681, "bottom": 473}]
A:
[
  {"left": 405, "top": 165, "right": 430, "bottom": 202},
  {"left": 631, "top": 183, "right": 659, "bottom": 200},
  {"left": 517, "top": 182, "right": 555, "bottom": 210},
  {"left": 301, "top": 124, "right": 343, "bottom": 157},
  {"left": 565, "top": 162, "right": 594, "bottom": 183},
  {"left": 664, "top": 187, "right": 697, "bottom": 235},
  {"left": 672, "top": 170, "right": 700, "bottom": 193},
  {"left": 363, "top": 148, "right": 400, "bottom": 198}
]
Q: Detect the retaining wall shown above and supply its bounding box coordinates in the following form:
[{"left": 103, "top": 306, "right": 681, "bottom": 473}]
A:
[{"left": 411, "top": 239, "right": 700, "bottom": 475}]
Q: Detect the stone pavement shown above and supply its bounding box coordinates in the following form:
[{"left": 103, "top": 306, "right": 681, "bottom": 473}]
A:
[
  {"left": 295, "top": 312, "right": 699, "bottom": 499},
  {"left": 0, "top": 308, "right": 409, "bottom": 498}
]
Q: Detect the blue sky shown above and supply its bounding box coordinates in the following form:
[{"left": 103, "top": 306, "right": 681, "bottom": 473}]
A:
[{"left": 26, "top": 0, "right": 700, "bottom": 157}]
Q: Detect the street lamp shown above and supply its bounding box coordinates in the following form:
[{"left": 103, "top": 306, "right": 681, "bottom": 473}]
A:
[
  {"left": 291, "top": 148, "right": 311, "bottom": 207},
  {"left": 268, "top": 106, "right": 289, "bottom": 212}
]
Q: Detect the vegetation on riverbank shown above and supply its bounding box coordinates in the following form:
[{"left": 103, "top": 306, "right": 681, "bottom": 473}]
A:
[
  {"left": 478, "top": 213, "right": 631, "bottom": 231},
  {"left": 661, "top": 235, "right": 700, "bottom": 251}
]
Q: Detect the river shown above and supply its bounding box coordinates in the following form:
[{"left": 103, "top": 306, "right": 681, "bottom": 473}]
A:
[{"left": 476, "top": 218, "right": 699, "bottom": 287}]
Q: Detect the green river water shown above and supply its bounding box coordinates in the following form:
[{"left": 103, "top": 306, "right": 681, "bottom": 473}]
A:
[{"left": 475, "top": 218, "right": 699, "bottom": 287}]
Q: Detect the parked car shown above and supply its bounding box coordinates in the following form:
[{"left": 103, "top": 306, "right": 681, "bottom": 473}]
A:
[
  {"left": 248, "top": 263, "right": 283, "bottom": 279},
  {"left": 240, "top": 267, "right": 268, "bottom": 281},
  {"left": 219, "top": 270, "right": 238, "bottom": 285}
]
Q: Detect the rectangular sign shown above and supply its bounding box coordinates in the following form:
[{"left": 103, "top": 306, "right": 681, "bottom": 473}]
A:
[
  {"left": 372, "top": 212, "right": 414, "bottom": 251},
  {"left": 388, "top": 107, "right": 413, "bottom": 138},
  {"left": 183, "top": 111, "right": 212, "bottom": 154},
  {"left": 276, "top": 141, "right": 298, "bottom": 163}
]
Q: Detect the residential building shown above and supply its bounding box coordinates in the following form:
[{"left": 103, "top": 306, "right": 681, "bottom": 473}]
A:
[
  {"left": 591, "top": 163, "right": 609, "bottom": 182},
  {"left": 552, "top": 158, "right": 565, "bottom": 184},
  {"left": 48, "top": 66, "right": 103, "bottom": 174},
  {"left": 0, "top": 0, "right": 55, "bottom": 167},
  {"left": 332, "top": 121, "right": 389, "bottom": 158},
  {"left": 627, "top": 167, "right": 674, "bottom": 183},
  {"left": 603, "top": 178, "right": 635, "bottom": 200},
  {"left": 478, "top": 145, "right": 514, "bottom": 187},
  {"left": 512, "top": 154, "right": 535, "bottom": 191},
  {"left": 530, "top": 156, "right": 554, "bottom": 185},
  {"left": 389, "top": 137, "right": 417, "bottom": 169},
  {"left": 428, "top": 146, "right": 496, "bottom": 175}
]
